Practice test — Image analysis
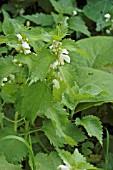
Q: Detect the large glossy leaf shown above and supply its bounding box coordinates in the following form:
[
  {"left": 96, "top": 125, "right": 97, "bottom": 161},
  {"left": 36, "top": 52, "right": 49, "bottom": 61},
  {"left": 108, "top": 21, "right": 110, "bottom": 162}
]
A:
[{"left": 69, "top": 36, "right": 113, "bottom": 111}]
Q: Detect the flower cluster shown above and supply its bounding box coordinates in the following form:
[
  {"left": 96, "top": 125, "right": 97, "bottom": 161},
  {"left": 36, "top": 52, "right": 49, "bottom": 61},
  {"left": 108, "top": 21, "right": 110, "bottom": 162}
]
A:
[
  {"left": 50, "top": 40, "right": 70, "bottom": 69},
  {"left": 1, "top": 74, "right": 15, "bottom": 86},
  {"left": 16, "top": 34, "right": 31, "bottom": 54}
]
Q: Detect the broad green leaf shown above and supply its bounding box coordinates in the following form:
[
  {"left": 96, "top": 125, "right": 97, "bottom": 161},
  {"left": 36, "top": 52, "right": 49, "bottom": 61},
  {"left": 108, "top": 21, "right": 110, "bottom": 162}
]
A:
[
  {"left": 42, "top": 120, "right": 67, "bottom": 147},
  {"left": 35, "top": 152, "right": 62, "bottom": 170},
  {"left": 57, "top": 148, "right": 99, "bottom": 169},
  {"left": 68, "top": 16, "right": 90, "bottom": 36},
  {"left": 29, "top": 50, "right": 56, "bottom": 83},
  {"left": 69, "top": 36, "right": 113, "bottom": 111},
  {"left": 50, "top": 0, "right": 77, "bottom": 15},
  {"left": 0, "top": 57, "right": 17, "bottom": 82},
  {"left": 75, "top": 36, "right": 113, "bottom": 69},
  {"left": 83, "top": 0, "right": 113, "bottom": 22},
  {"left": 2, "top": 10, "right": 15, "bottom": 35},
  {"left": 16, "top": 81, "right": 52, "bottom": 122},
  {"left": 75, "top": 115, "right": 103, "bottom": 145},
  {"left": 19, "top": 26, "right": 52, "bottom": 42},
  {"left": 82, "top": 141, "right": 94, "bottom": 156},
  {"left": 0, "top": 155, "right": 22, "bottom": 170},
  {"left": 43, "top": 119, "right": 86, "bottom": 147},
  {"left": 45, "top": 103, "right": 76, "bottom": 146},
  {"left": 59, "top": 64, "right": 76, "bottom": 87},
  {"left": 23, "top": 13, "right": 54, "bottom": 26},
  {"left": 0, "top": 128, "right": 28, "bottom": 164}
]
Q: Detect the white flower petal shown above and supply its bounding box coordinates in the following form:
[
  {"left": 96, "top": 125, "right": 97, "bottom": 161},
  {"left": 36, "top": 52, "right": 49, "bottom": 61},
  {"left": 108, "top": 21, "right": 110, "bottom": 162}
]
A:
[
  {"left": 51, "top": 60, "right": 59, "bottom": 69},
  {"left": 53, "top": 79, "right": 60, "bottom": 89},
  {"left": 16, "top": 34, "right": 22, "bottom": 41},
  {"left": 59, "top": 54, "right": 70, "bottom": 63},
  {"left": 24, "top": 49, "right": 31, "bottom": 54},
  {"left": 57, "top": 164, "right": 70, "bottom": 170},
  {"left": 22, "top": 42, "right": 30, "bottom": 49},
  {"left": 3, "top": 77, "right": 7, "bottom": 82},
  {"left": 104, "top": 13, "right": 111, "bottom": 19},
  {"left": 73, "top": 10, "right": 77, "bottom": 16},
  {"left": 62, "top": 49, "right": 69, "bottom": 55}
]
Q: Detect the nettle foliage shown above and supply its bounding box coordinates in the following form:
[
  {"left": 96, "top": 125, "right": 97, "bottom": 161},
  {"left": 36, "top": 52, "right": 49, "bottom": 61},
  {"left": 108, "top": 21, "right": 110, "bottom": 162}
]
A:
[{"left": 0, "top": 1, "right": 113, "bottom": 170}]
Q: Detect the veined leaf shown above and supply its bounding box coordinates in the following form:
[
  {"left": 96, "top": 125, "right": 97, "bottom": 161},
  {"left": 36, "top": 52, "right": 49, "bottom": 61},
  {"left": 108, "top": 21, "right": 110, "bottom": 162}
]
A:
[
  {"left": 0, "top": 128, "right": 28, "bottom": 164},
  {"left": 16, "top": 81, "right": 52, "bottom": 123},
  {"left": 35, "top": 152, "right": 62, "bottom": 170},
  {"left": 75, "top": 115, "right": 103, "bottom": 145},
  {"left": 68, "top": 16, "right": 90, "bottom": 36},
  {"left": 2, "top": 10, "right": 15, "bottom": 35},
  {"left": 59, "top": 64, "right": 76, "bottom": 87},
  {"left": 50, "top": 0, "right": 77, "bottom": 15},
  {"left": 57, "top": 148, "right": 100, "bottom": 169},
  {"left": 83, "top": 0, "right": 113, "bottom": 22},
  {"left": 0, "top": 155, "right": 22, "bottom": 170},
  {"left": 29, "top": 50, "right": 56, "bottom": 83},
  {"left": 23, "top": 13, "right": 54, "bottom": 26}
]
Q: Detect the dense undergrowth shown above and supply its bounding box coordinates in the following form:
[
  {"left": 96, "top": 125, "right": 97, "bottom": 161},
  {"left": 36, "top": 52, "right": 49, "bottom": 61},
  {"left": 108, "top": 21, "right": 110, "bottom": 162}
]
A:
[{"left": 0, "top": 0, "right": 113, "bottom": 170}]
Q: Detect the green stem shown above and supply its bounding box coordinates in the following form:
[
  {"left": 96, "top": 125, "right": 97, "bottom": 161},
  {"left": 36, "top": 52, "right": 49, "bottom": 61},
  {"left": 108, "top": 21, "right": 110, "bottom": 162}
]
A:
[
  {"left": 25, "top": 120, "right": 30, "bottom": 140},
  {"left": 14, "top": 112, "right": 18, "bottom": 132},
  {"left": 19, "top": 128, "right": 42, "bottom": 136}
]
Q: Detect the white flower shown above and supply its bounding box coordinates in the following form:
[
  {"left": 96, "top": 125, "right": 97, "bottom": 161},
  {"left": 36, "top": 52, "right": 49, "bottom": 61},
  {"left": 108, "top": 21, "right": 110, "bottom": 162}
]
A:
[
  {"left": 59, "top": 53, "right": 70, "bottom": 63},
  {"left": 104, "top": 13, "right": 111, "bottom": 19},
  {"left": 22, "top": 42, "right": 30, "bottom": 49},
  {"left": 106, "top": 29, "right": 110, "bottom": 34},
  {"left": 62, "top": 49, "right": 69, "bottom": 55},
  {"left": 51, "top": 60, "right": 59, "bottom": 69},
  {"left": 13, "top": 59, "right": 18, "bottom": 63},
  {"left": 53, "top": 79, "right": 60, "bottom": 89},
  {"left": 57, "top": 164, "right": 70, "bottom": 170},
  {"left": 3, "top": 77, "right": 8, "bottom": 82},
  {"left": 73, "top": 10, "right": 77, "bottom": 16},
  {"left": 16, "top": 34, "right": 22, "bottom": 41},
  {"left": 49, "top": 45, "right": 53, "bottom": 49},
  {"left": 24, "top": 49, "right": 31, "bottom": 54}
]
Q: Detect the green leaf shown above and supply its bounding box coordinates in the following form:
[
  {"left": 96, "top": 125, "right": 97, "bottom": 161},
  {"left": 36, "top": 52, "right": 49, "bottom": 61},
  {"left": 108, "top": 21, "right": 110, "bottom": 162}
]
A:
[
  {"left": 29, "top": 50, "right": 56, "bottom": 83},
  {"left": 23, "top": 13, "right": 54, "bottom": 26},
  {"left": 57, "top": 148, "right": 99, "bottom": 169},
  {"left": 75, "top": 115, "right": 103, "bottom": 145},
  {"left": 0, "top": 128, "right": 28, "bottom": 164},
  {"left": 16, "top": 81, "right": 52, "bottom": 122},
  {"left": 35, "top": 152, "right": 62, "bottom": 170},
  {"left": 45, "top": 103, "right": 76, "bottom": 146},
  {"left": 83, "top": 0, "right": 113, "bottom": 22},
  {"left": 2, "top": 10, "right": 15, "bottom": 35},
  {"left": 59, "top": 65, "right": 76, "bottom": 87},
  {"left": 68, "top": 16, "right": 90, "bottom": 36},
  {"left": 50, "top": 0, "right": 77, "bottom": 15},
  {"left": 0, "top": 35, "right": 8, "bottom": 44},
  {"left": 42, "top": 120, "right": 67, "bottom": 147},
  {"left": 82, "top": 141, "right": 94, "bottom": 156},
  {"left": 0, "top": 57, "right": 17, "bottom": 82},
  {"left": 0, "top": 155, "right": 22, "bottom": 170},
  {"left": 75, "top": 36, "right": 113, "bottom": 69}
]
